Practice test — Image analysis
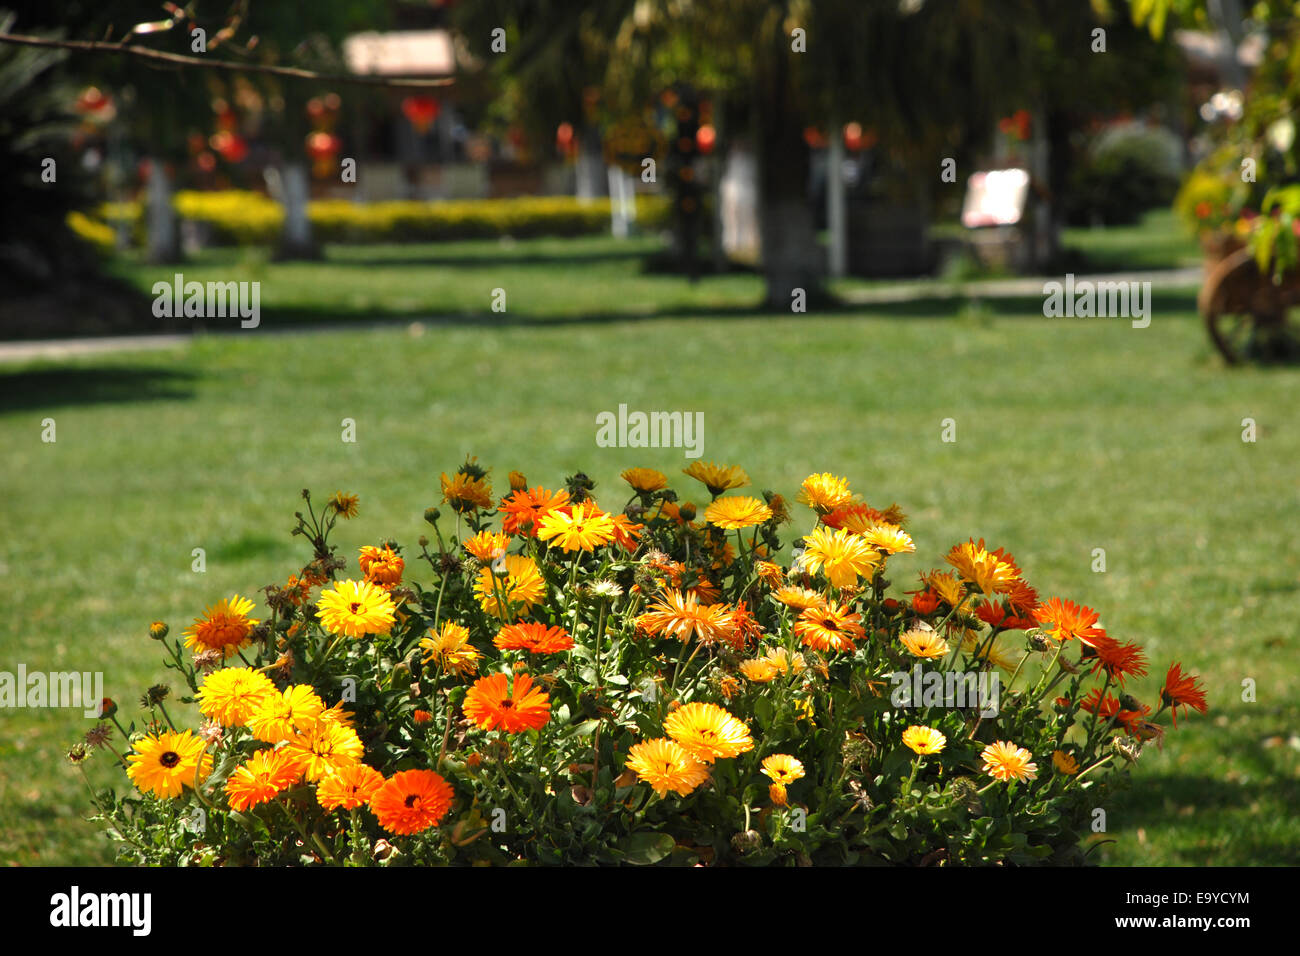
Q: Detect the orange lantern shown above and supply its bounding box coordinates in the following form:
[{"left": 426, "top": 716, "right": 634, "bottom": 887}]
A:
[
  {"left": 306, "top": 131, "right": 342, "bottom": 178},
  {"left": 696, "top": 124, "right": 716, "bottom": 155},
  {"left": 401, "top": 95, "right": 440, "bottom": 135}
]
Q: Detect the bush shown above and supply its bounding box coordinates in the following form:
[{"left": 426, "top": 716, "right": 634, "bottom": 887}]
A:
[
  {"left": 76, "top": 463, "right": 1207, "bottom": 866},
  {"left": 1066, "top": 123, "right": 1184, "bottom": 227},
  {"left": 71, "top": 192, "right": 672, "bottom": 248}
]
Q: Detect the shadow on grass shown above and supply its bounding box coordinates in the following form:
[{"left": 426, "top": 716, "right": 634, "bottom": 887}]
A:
[{"left": 0, "top": 364, "right": 198, "bottom": 412}]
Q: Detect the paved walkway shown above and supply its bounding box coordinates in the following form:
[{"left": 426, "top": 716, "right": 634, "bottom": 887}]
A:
[{"left": 0, "top": 266, "right": 1206, "bottom": 364}]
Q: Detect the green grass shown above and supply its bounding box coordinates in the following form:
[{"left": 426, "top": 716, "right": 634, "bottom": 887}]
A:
[
  {"left": 1060, "top": 208, "right": 1202, "bottom": 272},
  {"left": 3, "top": 233, "right": 1298, "bottom": 866}
]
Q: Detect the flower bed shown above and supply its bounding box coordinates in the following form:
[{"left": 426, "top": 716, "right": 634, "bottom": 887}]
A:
[{"left": 76, "top": 463, "right": 1207, "bottom": 866}]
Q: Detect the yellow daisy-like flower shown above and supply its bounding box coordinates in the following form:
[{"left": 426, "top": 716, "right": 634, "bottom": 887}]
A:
[
  {"left": 682, "top": 461, "right": 749, "bottom": 497},
  {"left": 901, "top": 725, "right": 947, "bottom": 755},
  {"left": 248, "top": 684, "right": 326, "bottom": 744},
  {"left": 183, "top": 595, "right": 259, "bottom": 657},
  {"left": 1052, "top": 750, "right": 1080, "bottom": 776},
  {"left": 765, "top": 647, "right": 806, "bottom": 675},
  {"left": 419, "top": 621, "right": 483, "bottom": 677},
  {"left": 797, "top": 472, "right": 855, "bottom": 514},
  {"left": 474, "top": 554, "right": 545, "bottom": 618},
  {"left": 440, "top": 469, "right": 493, "bottom": 513},
  {"left": 769, "top": 783, "right": 790, "bottom": 806},
  {"left": 859, "top": 523, "right": 915, "bottom": 555},
  {"left": 635, "top": 589, "right": 736, "bottom": 646},
  {"left": 536, "top": 502, "right": 617, "bottom": 552},
  {"left": 772, "top": 586, "right": 827, "bottom": 612},
  {"left": 326, "top": 491, "right": 359, "bottom": 519},
  {"left": 463, "top": 530, "right": 510, "bottom": 563},
  {"left": 282, "top": 719, "right": 365, "bottom": 782},
  {"left": 899, "top": 626, "right": 949, "bottom": 660},
  {"left": 945, "top": 539, "right": 1020, "bottom": 595},
  {"left": 319, "top": 702, "right": 356, "bottom": 728},
  {"left": 925, "top": 570, "right": 966, "bottom": 608},
  {"left": 316, "top": 579, "right": 396, "bottom": 638},
  {"left": 754, "top": 560, "right": 784, "bottom": 588},
  {"left": 624, "top": 738, "right": 711, "bottom": 797},
  {"left": 704, "top": 495, "right": 773, "bottom": 530},
  {"left": 663, "top": 702, "right": 754, "bottom": 763},
  {"left": 126, "top": 730, "right": 212, "bottom": 799},
  {"left": 760, "top": 753, "right": 805, "bottom": 786},
  {"left": 621, "top": 467, "right": 668, "bottom": 493},
  {"left": 801, "top": 526, "right": 879, "bottom": 589},
  {"left": 981, "top": 740, "right": 1038, "bottom": 782},
  {"left": 961, "top": 632, "right": 1020, "bottom": 671},
  {"left": 196, "top": 666, "right": 277, "bottom": 727},
  {"left": 739, "top": 657, "right": 780, "bottom": 682}
]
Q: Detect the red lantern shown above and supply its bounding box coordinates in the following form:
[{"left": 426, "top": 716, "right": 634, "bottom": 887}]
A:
[
  {"left": 306, "top": 131, "right": 342, "bottom": 178},
  {"left": 401, "top": 95, "right": 440, "bottom": 135},
  {"left": 210, "top": 131, "right": 248, "bottom": 164},
  {"left": 802, "top": 127, "right": 827, "bottom": 150},
  {"left": 696, "top": 124, "right": 716, "bottom": 155},
  {"left": 74, "top": 86, "right": 112, "bottom": 116}
]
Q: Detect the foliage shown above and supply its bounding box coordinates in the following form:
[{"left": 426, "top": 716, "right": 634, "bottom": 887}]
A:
[{"left": 1065, "top": 123, "right": 1184, "bottom": 226}]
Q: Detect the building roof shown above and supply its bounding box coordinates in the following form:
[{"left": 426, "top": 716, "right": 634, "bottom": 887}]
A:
[{"left": 343, "top": 30, "right": 457, "bottom": 77}]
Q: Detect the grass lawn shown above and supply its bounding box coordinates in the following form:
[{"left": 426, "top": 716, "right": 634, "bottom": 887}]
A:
[{"left": 3, "top": 230, "right": 1297, "bottom": 866}]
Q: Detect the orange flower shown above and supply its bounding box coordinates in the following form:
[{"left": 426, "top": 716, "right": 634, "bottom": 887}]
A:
[
  {"left": 499, "top": 486, "right": 571, "bottom": 537},
  {"left": 370, "top": 769, "right": 455, "bottom": 835},
  {"left": 463, "top": 530, "right": 509, "bottom": 563},
  {"left": 1159, "top": 662, "right": 1208, "bottom": 728},
  {"left": 793, "top": 602, "right": 865, "bottom": 653},
  {"left": 635, "top": 589, "right": 735, "bottom": 646},
  {"left": 317, "top": 763, "right": 385, "bottom": 811},
  {"left": 225, "top": 748, "right": 303, "bottom": 812},
  {"left": 607, "top": 513, "right": 645, "bottom": 551},
  {"left": 463, "top": 672, "right": 552, "bottom": 733},
  {"left": 494, "top": 622, "right": 574, "bottom": 655},
  {"left": 1033, "top": 597, "right": 1106, "bottom": 646},
  {"left": 359, "top": 545, "right": 404, "bottom": 589},
  {"left": 1085, "top": 635, "right": 1148, "bottom": 685}
]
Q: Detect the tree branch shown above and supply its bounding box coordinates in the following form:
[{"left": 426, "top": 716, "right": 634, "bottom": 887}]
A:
[{"left": 0, "top": 31, "right": 454, "bottom": 89}]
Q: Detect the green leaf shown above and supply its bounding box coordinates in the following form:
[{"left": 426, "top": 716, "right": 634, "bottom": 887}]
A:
[{"left": 620, "top": 831, "right": 675, "bottom": 865}]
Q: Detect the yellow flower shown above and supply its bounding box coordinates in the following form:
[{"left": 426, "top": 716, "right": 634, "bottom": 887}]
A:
[
  {"left": 536, "top": 502, "right": 617, "bottom": 551},
  {"left": 463, "top": 530, "right": 509, "bottom": 563},
  {"left": 663, "top": 702, "right": 754, "bottom": 763},
  {"left": 326, "top": 492, "right": 359, "bottom": 519},
  {"left": 682, "top": 461, "right": 749, "bottom": 496},
  {"left": 316, "top": 579, "right": 396, "bottom": 638},
  {"left": 926, "top": 570, "right": 966, "bottom": 607},
  {"left": 621, "top": 467, "right": 667, "bottom": 493},
  {"left": 739, "top": 657, "right": 780, "bottom": 682},
  {"left": 899, "top": 626, "right": 949, "bottom": 660},
  {"left": 801, "top": 526, "right": 879, "bottom": 589},
  {"left": 440, "top": 464, "right": 493, "bottom": 513},
  {"left": 962, "top": 631, "right": 1020, "bottom": 671},
  {"left": 248, "top": 684, "right": 326, "bottom": 744},
  {"left": 901, "top": 725, "right": 947, "bottom": 755},
  {"left": 358, "top": 545, "right": 404, "bottom": 589},
  {"left": 126, "top": 730, "right": 213, "bottom": 799},
  {"left": 419, "top": 621, "right": 482, "bottom": 677},
  {"left": 183, "top": 595, "right": 259, "bottom": 657},
  {"left": 704, "top": 495, "right": 773, "bottom": 530},
  {"left": 945, "top": 539, "right": 1020, "bottom": 595},
  {"left": 624, "top": 738, "right": 711, "bottom": 797},
  {"left": 1052, "top": 750, "right": 1080, "bottom": 775},
  {"left": 474, "top": 554, "right": 545, "bottom": 618},
  {"left": 860, "top": 523, "right": 915, "bottom": 555},
  {"left": 760, "top": 753, "right": 805, "bottom": 785},
  {"left": 981, "top": 740, "right": 1038, "bottom": 782},
  {"left": 282, "top": 719, "right": 365, "bottom": 782},
  {"left": 197, "top": 667, "right": 277, "bottom": 727},
  {"left": 773, "top": 586, "right": 827, "bottom": 612},
  {"left": 797, "top": 472, "right": 855, "bottom": 514}
]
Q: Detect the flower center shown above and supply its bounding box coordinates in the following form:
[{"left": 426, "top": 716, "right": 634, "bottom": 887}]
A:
[
  {"left": 159, "top": 751, "right": 180, "bottom": 768},
  {"left": 404, "top": 794, "right": 419, "bottom": 808}
]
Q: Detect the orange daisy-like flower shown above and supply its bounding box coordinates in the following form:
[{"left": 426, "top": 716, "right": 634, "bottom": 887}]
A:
[
  {"left": 440, "top": 468, "right": 493, "bottom": 513},
  {"left": 754, "top": 560, "right": 784, "bottom": 588},
  {"left": 624, "top": 738, "right": 711, "bottom": 797},
  {"left": 1085, "top": 635, "right": 1149, "bottom": 685},
  {"left": 823, "top": 502, "right": 906, "bottom": 533},
  {"left": 975, "top": 599, "right": 1037, "bottom": 632},
  {"left": 794, "top": 602, "right": 865, "bottom": 653},
  {"left": 1033, "top": 597, "right": 1106, "bottom": 646},
  {"left": 369, "top": 769, "right": 455, "bottom": 835},
  {"left": 358, "top": 545, "right": 404, "bottom": 589},
  {"left": 704, "top": 496, "right": 773, "bottom": 530},
  {"left": 635, "top": 589, "right": 735, "bottom": 646},
  {"left": 1159, "top": 662, "right": 1208, "bottom": 728},
  {"left": 282, "top": 718, "right": 365, "bottom": 782},
  {"left": 899, "top": 626, "right": 949, "bottom": 659},
  {"left": 663, "top": 702, "right": 754, "bottom": 763},
  {"left": 419, "top": 621, "right": 482, "bottom": 677},
  {"left": 607, "top": 513, "right": 645, "bottom": 551},
  {"left": 981, "top": 740, "right": 1038, "bottom": 782},
  {"left": 499, "top": 486, "right": 571, "bottom": 537},
  {"left": 924, "top": 571, "right": 966, "bottom": 608},
  {"left": 463, "top": 530, "right": 510, "bottom": 563},
  {"left": 536, "top": 502, "right": 617, "bottom": 552},
  {"left": 327, "top": 491, "right": 360, "bottom": 519},
  {"left": 796, "top": 472, "right": 855, "bottom": 514},
  {"left": 1052, "top": 750, "right": 1080, "bottom": 775},
  {"left": 462, "top": 672, "right": 551, "bottom": 733},
  {"left": 183, "top": 595, "right": 259, "bottom": 657},
  {"left": 682, "top": 461, "right": 749, "bottom": 497},
  {"left": 621, "top": 467, "right": 667, "bottom": 493},
  {"left": 494, "top": 622, "right": 574, "bottom": 655},
  {"left": 225, "top": 748, "right": 304, "bottom": 812},
  {"left": 316, "top": 763, "right": 385, "bottom": 811},
  {"left": 911, "top": 588, "right": 941, "bottom": 615},
  {"left": 801, "top": 526, "right": 879, "bottom": 589},
  {"left": 1003, "top": 578, "right": 1040, "bottom": 617},
  {"left": 773, "top": 585, "right": 827, "bottom": 612}
]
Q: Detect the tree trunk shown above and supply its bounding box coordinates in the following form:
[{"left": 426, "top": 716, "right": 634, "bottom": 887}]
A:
[
  {"left": 276, "top": 163, "right": 318, "bottom": 260},
  {"left": 753, "top": 24, "right": 823, "bottom": 309},
  {"left": 145, "top": 159, "right": 180, "bottom": 265}
]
